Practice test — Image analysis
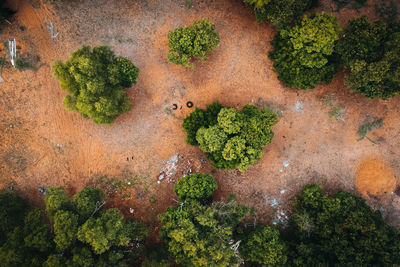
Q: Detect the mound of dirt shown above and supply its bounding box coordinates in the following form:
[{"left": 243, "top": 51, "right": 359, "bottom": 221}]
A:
[{"left": 355, "top": 158, "right": 397, "bottom": 199}]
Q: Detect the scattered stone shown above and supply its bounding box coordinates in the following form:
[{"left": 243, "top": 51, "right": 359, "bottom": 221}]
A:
[
  {"left": 280, "top": 189, "right": 287, "bottom": 194},
  {"left": 293, "top": 101, "right": 304, "bottom": 113},
  {"left": 188, "top": 168, "right": 192, "bottom": 174},
  {"left": 8, "top": 185, "right": 14, "bottom": 191},
  {"left": 270, "top": 198, "right": 279, "bottom": 207},
  {"left": 283, "top": 161, "right": 290, "bottom": 167},
  {"left": 200, "top": 158, "right": 206, "bottom": 163},
  {"left": 38, "top": 187, "right": 47, "bottom": 195}
]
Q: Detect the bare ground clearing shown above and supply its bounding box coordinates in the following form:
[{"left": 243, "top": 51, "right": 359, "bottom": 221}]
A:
[{"left": 1, "top": 0, "right": 400, "bottom": 239}]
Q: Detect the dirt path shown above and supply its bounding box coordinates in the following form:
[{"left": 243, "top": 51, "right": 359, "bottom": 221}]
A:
[{"left": 1, "top": 0, "right": 399, "bottom": 236}]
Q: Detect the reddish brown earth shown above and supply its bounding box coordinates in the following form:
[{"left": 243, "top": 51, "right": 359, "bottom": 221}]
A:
[{"left": 1, "top": 0, "right": 400, "bottom": 239}]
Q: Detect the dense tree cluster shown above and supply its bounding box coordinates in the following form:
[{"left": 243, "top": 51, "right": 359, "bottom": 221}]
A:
[
  {"left": 336, "top": 16, "right": 400, "bottom": 99},
  {"left": 243, "top": 0, "right": 318, "bottom": 29},
  {"left": 53, "top": 46, "right": 139, "bottom": 124},
  {"left": 167, "top": 19, "right": 220, "bottom": 67},
  {"left": 269, "top": 12, "right": 342, "bottom": 89},
  {"left": 0, "top": 187, "right": 147, "bottom": 266},
  {"left": 287, "top": 184, "right": 400, "bottom": 266},
  {"left": 182, "top": 102, "right": 278, "bottom": 172}
]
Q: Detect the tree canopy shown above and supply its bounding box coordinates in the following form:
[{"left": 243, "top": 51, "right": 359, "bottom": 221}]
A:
[
  {"left": 243, "top": 0, "right": 318, "bottom": 29},
  {"left": 168, "top": 19, "right": 220, "bottom": 67},
  {"left": 336, "top": 16, "right": 400, "bottom": 99},
  {"left": 174, "top": 173, "right": 218, "bottom": 201},
  {"left": 182, "top": 102, "right": 278, "bottom": 172},
  {"left": 52, "top": 46, "right": 139, "bottom": 124},
  {"left": 269, "top": 12, "right": 342, "bottom": 89}
]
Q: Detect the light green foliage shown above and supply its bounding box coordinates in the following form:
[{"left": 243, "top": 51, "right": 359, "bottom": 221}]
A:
[
  {"left": 77, "top": 208, "right": 135, "bottom": 254},
  {"left": 241, "top": 226, "right": 287, "bottom": 266},
  {"left": 336, "top": 17, "right": 400, "bottom": 98},
  {"left": 52, "top": 46, "right": 139, "bottom": 124},
  {"left": 73, "top": 186, "right": 106, "bottom": 218},
  {"left": 196, "top": 125, "right": 228, "bottom": 153},
  {"left": 184, "top": 103, "right": 278, "bottom": 172},
  {"left": 269, "top": 12, "right": 342, "bottom": 89},
  {"left": 53, "top": 210, "right": 78, "bottom": 250},
  {"left": 159, "top": 199, "right": 249, "bottom": 267},
  {"left": 244, "top": 0, "right": 317, "bottom": 29},
  {"left": 174, "top": 173, "right": 218, "bottom": 201},
  {"left": 288, "top": 184, "right": 400, "bottom": 266},
  {"left": 45, "top": 186, "right": 71, "bottom": 218},
  {"left": 167, "top": 19, "right": 220, "bottom": 67}
]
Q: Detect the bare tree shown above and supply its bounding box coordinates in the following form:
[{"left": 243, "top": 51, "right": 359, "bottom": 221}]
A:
[
  {"left": 48, "top": 21, "right": 59, "bottom": 39},
  {"left": 8, "top": 38, "right": 16, "bottom": 68}
]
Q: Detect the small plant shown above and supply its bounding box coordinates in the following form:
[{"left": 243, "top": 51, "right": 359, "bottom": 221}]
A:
[
  {"left": 15, "top": 58, "right": 35, "bottom": 71},
  {"left": 357, "top": 117, "right": 383, "bottom": 143},
  {"left": 149, "top": 197, "right": 157, "bottom": 203},
  {"left": 168, "top": 19, "right": 220, "bottom": 67},
  {"left": 322, "top": 94, "right": 345, "bottom": 122},
  {"left": 185, "top": 0, "right": 193, "bottom": 8}
]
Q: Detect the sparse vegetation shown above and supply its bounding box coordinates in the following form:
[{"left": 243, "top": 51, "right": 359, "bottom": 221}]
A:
[
  {"left": 168, "top": 19, "right": 220, "bottom": 67},
  {"left": 357, "top": 117, "right": 383, "bottom": 143}
]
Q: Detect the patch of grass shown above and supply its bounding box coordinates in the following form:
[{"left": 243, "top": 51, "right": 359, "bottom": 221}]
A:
[
  {"left": 164, "top": 107, "right": 183, "bottom": 120},
  {"left": 357, "top": 117, "right": 383, "bottom": 143},
  {"left": 322, "top": 94, "right": 345, "bottom": 122},
  {"left": 149, "top": 197, "right": 157, "bottom": 203},
  {"left": 185, "top": 0, "right": 193, "bottom": 8},
  {"left": 15, "top": 58, "right": 35, "bottom": 71}
]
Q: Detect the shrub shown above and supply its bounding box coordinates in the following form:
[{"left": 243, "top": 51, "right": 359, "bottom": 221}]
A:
[
  {"left": 243, "top": 0, "right": 318, "bottom": 29},
  {"left": 336, "top": 17, "right": 400, "bottom": 99},
  {"left": 241, "top": 226, "right": 287, "bottom": 266},
  {"left": 174, "top": 173, "right": 218, "bottom": 201},
  {"left": 288, "top": 184, "right": 400, "bottom": 266},
  {"left": 44, "top": 186, "right": 71, "bottom": 218},
  {"left": 183, "top": 102, "right": 278, "bottom": 172},
  {"left": 167, "top": 19, "right": 220, "bottom": 67},
  {"left": 269, "top": 12, "right": 342, "bottom": 89},
  {"left": 52, "top": 46, "right": 139, "bottom": 124}
]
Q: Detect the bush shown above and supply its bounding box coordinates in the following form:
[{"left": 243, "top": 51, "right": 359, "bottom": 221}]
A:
[
  {"left": 288, "top": 184, "right": 400, "bottom": 266},
  {"left": 241, "top": 226, "right": 287, "bottom": 266},
  {"left": 52, "top": 46, "right": 139, "bottom": 124},
  {"left": 336, "top": 17, "right": 400, "bottom": 99},
  {"left": 183, "top": 102, "right": 278, "bottom": 172},
  {"left": 269, "top": 12, "right": 342, "bottom": 89},
  {"left": 174, "top": 173, "right": 217, "bottom": 201},
  {"left": 243, "top": 0, "right": 318, "bottom": 29},
  {"left": 167, "top": 19, "right": 220, "bottom": 67}
]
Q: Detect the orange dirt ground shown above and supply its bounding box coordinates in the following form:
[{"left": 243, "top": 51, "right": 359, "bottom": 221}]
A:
[{"left": 1, "top": 0, "right": 400, "bottom": 238}]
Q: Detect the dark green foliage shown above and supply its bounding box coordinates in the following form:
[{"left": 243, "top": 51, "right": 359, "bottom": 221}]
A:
[
  {"left": 182, "top": 101, "right": 223, "bottom": 145},
  {"left": 269, "top": 12, "right": 342, "bottom": 89},
  {"left": 183, "top": 102, "right": 278, "bottom": 172},
  {"left": 240, "top": 226, "right": 287, "bottom": 266},
  {"left": 45, "top": 186, "right": 71, "bottom": 218},
  {"left": 334, "top": 0, "right": 367, "bottom": 10},
  {"left": 174, "top": 173, "right": 218, "bottom": 201},
  {"left": 141, "top": 244, "right": 171, "bottom": 267},
  {"left": 0, "top": 0, "right": 14, "bottom": 24},
  {"left": 287, "top": 184, "right": 400, "bottom": 266},
  {"left": 0, "top": 209, "right": 54, "bottom": 267},
  {"left": 357, "top": 117, "right": 383, "bottom": 142},
  {"left": 167, "top": 19, "right": 220, "bottom": 67},
  {"left": 375, "top": 0, "right": 398, "bottom": 23},
  {"left": 0, "top": 192, "right": 29, "bottom": 244},
  {"left": 159, "top": 199, "right": 249, "bottom": 267},
  {"left": 52, "top": 46, "right": 139, "bottom": 124},
  {"left": 336, "top": 17, "right": 400, "bottom": 99},
  {"left": 73, "top": 186, "right": 106, "bottom": 218},
  {"left": 15, "top": 58, "right": 35, "bottom": 71},
  {"left": 243, "top": 0, "right": 318, "bottom": 29}
]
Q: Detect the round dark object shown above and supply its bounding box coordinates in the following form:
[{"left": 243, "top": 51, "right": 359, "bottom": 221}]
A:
[
  {"left": 172, "top": 104, "right": 178, "bottom": 110},
  {"left": 186, "top": 101, "right": 193, "bottom": 108}
]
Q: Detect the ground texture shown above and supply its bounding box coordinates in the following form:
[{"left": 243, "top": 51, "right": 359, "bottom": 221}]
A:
[{"left": 1, "top": 0, "right": 399, "bottom": 239}]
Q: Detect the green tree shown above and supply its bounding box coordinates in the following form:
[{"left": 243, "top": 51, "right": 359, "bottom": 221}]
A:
[
  {"left": 243, "top": 0, "right": 317, "bottom": 29},
  {"left": 159, "top": 199, "right": 249, "bottom": 267},
  {"left": 45, "top": 186, "right": 71, "bottom": 218},
  {"left": 240, "top": 226, "right": 287, "bottom": 266},
  {"left": 336, "top": 17, "right": 400, "bottom": 99},
  {"left": 53, "top": 210, "right": 79, "bottom": 250},
  {"left": 174, "top": 173, "right": 218, "bottom": 201},
  {"left": 52, "top": 46, "right": 139, "bottom": 124},
  {"left": 73, "top": 186, "right": 106, "bottom": 218},
  {"left": 168, "top": 19, "right": 220, "bottom": 67},
  {"left": 183, "top": 103, "right": 278, "bottom": 172},
  {"left": 0, "top": 192, "right": 29, "bottom": 244},
  {"left": 288, "top": 184, "right": 400, "bottom": 266},
  {"left": 77, "top": 208, "right": 147, "bottom": 254},
  {"left": 269, "top": 12, "right": 342, "bottom": 89}
]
